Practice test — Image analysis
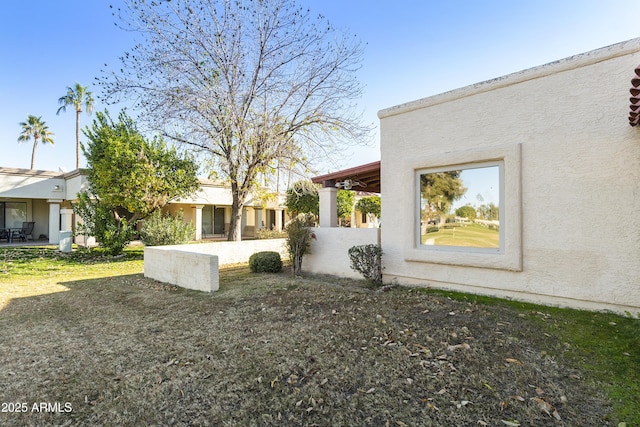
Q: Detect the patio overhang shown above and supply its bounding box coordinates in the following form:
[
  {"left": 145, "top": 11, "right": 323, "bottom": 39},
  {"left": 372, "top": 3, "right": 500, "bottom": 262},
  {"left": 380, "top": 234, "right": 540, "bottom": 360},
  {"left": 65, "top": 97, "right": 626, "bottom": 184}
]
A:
[{"left": 311, "top": 161, "right": 381, "bottom": 193}]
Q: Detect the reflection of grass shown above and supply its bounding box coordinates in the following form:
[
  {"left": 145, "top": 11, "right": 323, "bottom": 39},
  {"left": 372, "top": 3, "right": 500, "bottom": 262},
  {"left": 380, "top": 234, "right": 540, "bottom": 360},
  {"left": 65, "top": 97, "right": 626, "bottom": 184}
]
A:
[{"left": 422, "top": 223, "right": 499, "bottom": 248}]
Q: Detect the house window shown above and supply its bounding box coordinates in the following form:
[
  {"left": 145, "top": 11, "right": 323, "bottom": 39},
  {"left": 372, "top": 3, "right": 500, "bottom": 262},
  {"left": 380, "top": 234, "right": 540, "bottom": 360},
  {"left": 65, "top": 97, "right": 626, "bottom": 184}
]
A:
[
  {"left": 405, "top": 143, "right": 522, "bottom": 271},
  {"left": 417, "top": 162, "right": 502, "bottom": 253},
  {"left": 0, "top": 202, "right": 27, "bottom": 228}
]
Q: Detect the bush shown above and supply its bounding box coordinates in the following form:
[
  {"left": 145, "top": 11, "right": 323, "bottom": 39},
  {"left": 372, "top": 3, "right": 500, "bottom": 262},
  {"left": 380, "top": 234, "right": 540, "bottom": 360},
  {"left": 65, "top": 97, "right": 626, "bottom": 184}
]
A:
[
  {"left": 286, "top": 214, "right": 316, "bottom": 276},
  {"left": 74, "top": 193, "right": 137, "bottom": 256},
  {"left": 140, "top": 210, "right": 195, "bottom": 246},
  {"left": 256, "top": 228, "right": 288, "bottom": 239},
  {"left": 249, "top": 251, "right": 283, "bottom": 273},
  {"left": 348, "top": 244, "right": 383, "bottom": 285}
]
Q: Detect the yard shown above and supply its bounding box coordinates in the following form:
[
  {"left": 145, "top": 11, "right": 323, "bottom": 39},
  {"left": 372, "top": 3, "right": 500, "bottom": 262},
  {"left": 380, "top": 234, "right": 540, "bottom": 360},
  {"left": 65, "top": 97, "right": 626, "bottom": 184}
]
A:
[{"left": 0, "top": 246, "right": 638, "bottom": 426}]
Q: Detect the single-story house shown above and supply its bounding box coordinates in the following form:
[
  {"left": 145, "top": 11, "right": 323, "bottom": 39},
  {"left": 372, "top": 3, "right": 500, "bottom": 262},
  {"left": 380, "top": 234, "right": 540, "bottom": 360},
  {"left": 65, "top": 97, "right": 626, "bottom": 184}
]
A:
[
  {"left": 310, "top": 38, "right": 639, "bottom": 315},
  {"left": 376, "top": 38, "right": 640, "bottom": 314},
  {"left": 0, "top": 167, "right": 287, "bottom": 244}
]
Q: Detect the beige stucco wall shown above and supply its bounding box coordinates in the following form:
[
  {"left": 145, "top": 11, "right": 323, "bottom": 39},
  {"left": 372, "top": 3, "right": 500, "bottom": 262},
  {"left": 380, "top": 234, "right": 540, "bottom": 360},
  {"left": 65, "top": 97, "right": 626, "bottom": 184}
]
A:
[
  {"left": 379, "top": 38, "right": 640, "bottom": 315},
  {"left": 0, "top": 169, "right": 66, "bottom": 199},
  {"left": 304, "top": 228, "right": 381, "bottom": 279}
]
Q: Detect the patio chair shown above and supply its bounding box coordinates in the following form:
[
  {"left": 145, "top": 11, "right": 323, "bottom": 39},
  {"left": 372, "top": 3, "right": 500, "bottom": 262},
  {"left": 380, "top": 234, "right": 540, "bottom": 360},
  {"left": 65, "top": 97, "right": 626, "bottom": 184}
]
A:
[
  {"left": 11, "top": 222, "right": 35, "bottom": 242},
  {"left": 0, "top": 228, "right": 8, "bottom": 242}
]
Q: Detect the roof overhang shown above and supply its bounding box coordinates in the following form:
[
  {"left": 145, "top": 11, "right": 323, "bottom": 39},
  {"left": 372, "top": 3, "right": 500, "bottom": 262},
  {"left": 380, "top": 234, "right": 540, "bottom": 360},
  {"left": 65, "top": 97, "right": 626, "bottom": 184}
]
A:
[{"left": 311, "top": 161, "right": 381, "bottom": 193}]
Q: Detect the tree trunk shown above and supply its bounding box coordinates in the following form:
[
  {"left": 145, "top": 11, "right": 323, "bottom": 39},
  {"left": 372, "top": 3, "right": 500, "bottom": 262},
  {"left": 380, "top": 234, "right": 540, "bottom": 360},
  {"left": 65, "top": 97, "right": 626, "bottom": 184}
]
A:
[
  {"left": 76, "top": 109, "right": 81, "bottom": 169},
  {"left": 31, "top": 136, "right": 38, "bottom": 169},
  {"left": 227, "top": 191, "right": 243, "bottom": 241}
]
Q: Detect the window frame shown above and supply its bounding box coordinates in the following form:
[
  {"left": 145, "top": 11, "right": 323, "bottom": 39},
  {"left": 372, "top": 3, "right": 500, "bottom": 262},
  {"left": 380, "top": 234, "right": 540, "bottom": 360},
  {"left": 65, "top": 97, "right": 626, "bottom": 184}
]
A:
[{"left": 403, "top": 143, "right": 522, "bottom": 271}]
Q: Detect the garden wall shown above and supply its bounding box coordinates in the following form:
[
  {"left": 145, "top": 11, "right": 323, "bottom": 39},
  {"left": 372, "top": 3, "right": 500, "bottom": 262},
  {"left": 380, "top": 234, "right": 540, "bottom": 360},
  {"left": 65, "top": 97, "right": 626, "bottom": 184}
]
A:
[
  {"left": 144, "top": 239, "right": 287, "bottom": 292},
  {"left": 378, "top": 38, "right": 640, "bottom": 315},
  {"left": 303, "top": 228, "right": 381, "bottom": 279}
]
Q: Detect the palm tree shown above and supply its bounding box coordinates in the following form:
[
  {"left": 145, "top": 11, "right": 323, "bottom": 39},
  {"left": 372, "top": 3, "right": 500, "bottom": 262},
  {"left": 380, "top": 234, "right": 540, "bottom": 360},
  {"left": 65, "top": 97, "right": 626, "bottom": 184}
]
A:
[
  {"left": 18, "top": 115, "right": 55, "bottom": 170},
  {"left": 57, "top": 83, "right": 95, "bottom": 169}
]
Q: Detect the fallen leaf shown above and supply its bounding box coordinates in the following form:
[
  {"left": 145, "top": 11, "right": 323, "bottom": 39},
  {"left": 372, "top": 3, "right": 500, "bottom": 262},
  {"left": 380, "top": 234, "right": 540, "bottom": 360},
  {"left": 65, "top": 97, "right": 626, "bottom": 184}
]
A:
[
  {"left": 553, "top": 409, "right": 562, "bottom": 421},
  {"left": 501, "top": 421, "right": 521, "bottom": 426},
  {"left": 505, "top": 358, "right": 522, "bottom": 365},
  {"left": 447, "top": 343, "right": 471, "bottom": 351},
  {"left": 532, "top": 397, "right": 553, "bottom": 415}
]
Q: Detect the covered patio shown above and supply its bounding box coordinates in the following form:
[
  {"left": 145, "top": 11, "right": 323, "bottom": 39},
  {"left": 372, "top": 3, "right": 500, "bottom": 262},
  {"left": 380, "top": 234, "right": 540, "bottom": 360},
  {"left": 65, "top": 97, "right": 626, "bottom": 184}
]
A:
[{"left": 311, "top": 160, "right": 380, "bottom": 227}]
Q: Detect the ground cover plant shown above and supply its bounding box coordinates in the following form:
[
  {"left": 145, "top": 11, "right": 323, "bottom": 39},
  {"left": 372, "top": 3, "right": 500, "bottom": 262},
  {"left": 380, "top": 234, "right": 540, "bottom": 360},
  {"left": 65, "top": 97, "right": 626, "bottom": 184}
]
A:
[{"left": 0, "top": 246, "right": 638, "bottom": 426}]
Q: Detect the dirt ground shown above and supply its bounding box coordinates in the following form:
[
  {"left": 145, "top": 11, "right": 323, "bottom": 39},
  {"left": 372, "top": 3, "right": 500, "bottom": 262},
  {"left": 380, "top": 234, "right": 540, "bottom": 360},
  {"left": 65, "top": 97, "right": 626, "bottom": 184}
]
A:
[{"left": 0, "top": 268, "right": 618, "bottom": 426}]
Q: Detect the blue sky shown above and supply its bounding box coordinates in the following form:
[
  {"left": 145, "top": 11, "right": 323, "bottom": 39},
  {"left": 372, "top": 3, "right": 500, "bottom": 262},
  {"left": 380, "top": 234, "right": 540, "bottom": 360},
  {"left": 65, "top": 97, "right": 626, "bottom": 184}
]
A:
[{"left": 1, "top": 1, "right": 639, "bottom": 173}]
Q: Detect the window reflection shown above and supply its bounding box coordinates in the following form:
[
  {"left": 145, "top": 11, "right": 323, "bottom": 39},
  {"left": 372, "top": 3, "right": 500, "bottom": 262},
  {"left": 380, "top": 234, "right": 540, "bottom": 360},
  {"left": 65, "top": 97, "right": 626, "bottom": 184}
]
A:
[
  {"left": 419, "top": 164, "right": 500, "bottom": 249},
  {"left": 0, "top": 202, "right": 27, "bottom": 228}
]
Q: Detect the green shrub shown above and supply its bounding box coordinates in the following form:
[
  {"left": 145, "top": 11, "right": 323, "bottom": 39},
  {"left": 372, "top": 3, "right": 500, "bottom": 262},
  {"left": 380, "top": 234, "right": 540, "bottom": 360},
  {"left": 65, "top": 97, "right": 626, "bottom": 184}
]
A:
[
  {"left": 348, "top": 244, "right": 383, "bottom": 284},
  {"left": 286, "top": 214, "right": 316, "bottom": 276},
  {"left": 140, "top": 210, "right": 195, "bottom": 246},
  {"left": 73, "top": 193, "right": 137, "bottom": 256},
  {"left": 249, "top": 251, "right": 283, "bottom": 273},
  {"left": 256, "top": 228, "right": 288, "bottom": 239}
]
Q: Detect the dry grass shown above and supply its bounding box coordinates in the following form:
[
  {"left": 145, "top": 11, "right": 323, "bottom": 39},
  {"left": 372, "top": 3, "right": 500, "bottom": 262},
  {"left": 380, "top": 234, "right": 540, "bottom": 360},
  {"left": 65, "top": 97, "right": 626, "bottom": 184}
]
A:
[{"left": 0, "top": 247, "right": 634, "bottom": 426}]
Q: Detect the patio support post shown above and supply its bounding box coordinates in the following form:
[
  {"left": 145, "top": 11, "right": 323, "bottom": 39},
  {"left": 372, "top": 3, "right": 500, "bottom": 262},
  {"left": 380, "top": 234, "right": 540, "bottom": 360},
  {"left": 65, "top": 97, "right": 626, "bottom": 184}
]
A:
[
  {"left": 255, "top": 207, "right": 263, "bottom": 230},
  {"left": 318, "top": 187, "right": 338, "bottom": 227},
  {"left": 47, "top": 199, "right": 63, "bottom": 244},
  {"left": 193, "top": 205, "right": 204, "bottom": 241},
  {"left": 275, "top": 208, "right": 283, "bottom": 231}
]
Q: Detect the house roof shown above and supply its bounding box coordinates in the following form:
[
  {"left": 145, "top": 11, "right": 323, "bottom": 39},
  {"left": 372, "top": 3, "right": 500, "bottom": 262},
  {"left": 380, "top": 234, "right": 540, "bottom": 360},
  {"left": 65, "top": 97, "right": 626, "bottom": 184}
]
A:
[
  {"left": 629, "top": 64, "right": 640, "bottom": 126},
  {"left": 311, "top": 161, "right": 381, "bottom": 193}
]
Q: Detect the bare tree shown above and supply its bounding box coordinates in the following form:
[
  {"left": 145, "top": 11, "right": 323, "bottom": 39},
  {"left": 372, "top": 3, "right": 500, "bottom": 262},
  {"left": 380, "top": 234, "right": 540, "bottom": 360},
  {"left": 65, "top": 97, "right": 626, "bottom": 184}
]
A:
[{"left": 99, "top": 0, "right": 371, "bottom": 240}]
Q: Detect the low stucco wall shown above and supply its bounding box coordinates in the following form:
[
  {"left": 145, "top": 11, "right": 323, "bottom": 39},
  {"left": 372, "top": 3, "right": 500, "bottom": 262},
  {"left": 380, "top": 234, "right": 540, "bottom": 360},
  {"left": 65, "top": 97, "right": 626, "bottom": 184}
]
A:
[
  {"left": 144, "top": 248, "right": 219, "bottom": 292},
  {"left": 143, "top": 239, "right": 287, "bottom": 292},
  {"left": 378, "top": 39, "right": 640, "bottom": 315},
  {"left": 303, "top": 228, "right": 381, "bottom": 279}
]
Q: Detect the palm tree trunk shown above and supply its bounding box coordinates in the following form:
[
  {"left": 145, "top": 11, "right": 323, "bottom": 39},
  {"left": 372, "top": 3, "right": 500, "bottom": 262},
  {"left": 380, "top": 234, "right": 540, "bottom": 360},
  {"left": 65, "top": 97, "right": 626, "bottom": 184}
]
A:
[
  {"left": 31, "top": 136, "right": 39, "bottom": 169},
  {"left": 76, "top": 109, "right": 81, "bottom": 169}
]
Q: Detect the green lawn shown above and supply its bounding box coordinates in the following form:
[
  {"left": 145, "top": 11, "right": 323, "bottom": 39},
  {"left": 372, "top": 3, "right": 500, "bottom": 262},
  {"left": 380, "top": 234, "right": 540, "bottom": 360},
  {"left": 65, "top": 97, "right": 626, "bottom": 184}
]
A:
[
  {"left": 0, "top": 246, "right": 638, "bottom": 426},
  {"left": 422, "top": 223, "right": 500, "bottom": 248}
]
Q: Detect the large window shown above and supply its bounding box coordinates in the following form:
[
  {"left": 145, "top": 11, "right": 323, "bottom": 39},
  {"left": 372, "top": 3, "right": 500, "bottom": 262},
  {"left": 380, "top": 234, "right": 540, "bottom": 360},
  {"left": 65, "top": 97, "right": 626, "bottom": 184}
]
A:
[
  {"left": 418, "top": 162, "right": 502, "bottom": 252},
  {"left": 404, "top": 143, "right": 522, "bottom": 271}
]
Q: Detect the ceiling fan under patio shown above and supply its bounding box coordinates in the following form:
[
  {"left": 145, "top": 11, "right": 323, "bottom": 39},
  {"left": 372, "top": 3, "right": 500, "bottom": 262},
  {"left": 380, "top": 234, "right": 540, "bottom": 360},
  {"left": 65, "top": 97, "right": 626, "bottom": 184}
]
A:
[{"left": 335, "top": 179, "right": 366, "bottom": 190}]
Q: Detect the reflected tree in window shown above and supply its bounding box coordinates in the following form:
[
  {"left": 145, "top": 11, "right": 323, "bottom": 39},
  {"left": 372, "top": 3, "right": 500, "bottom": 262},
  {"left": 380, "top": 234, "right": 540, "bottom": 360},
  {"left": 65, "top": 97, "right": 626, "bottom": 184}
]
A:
[{"left": 420, "top": 171, "right": 466, "bottom": 229}]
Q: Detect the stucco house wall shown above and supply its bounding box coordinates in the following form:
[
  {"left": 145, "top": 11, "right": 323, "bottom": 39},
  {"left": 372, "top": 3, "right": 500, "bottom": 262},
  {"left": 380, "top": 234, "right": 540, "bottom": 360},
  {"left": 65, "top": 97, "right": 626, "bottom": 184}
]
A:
[{"left": 379, "top": 38, "right": 640, "bottom": 315}]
